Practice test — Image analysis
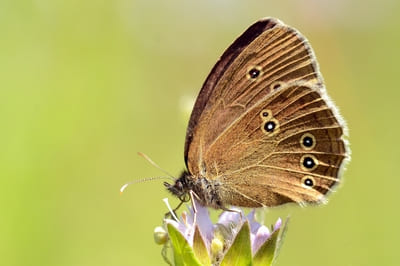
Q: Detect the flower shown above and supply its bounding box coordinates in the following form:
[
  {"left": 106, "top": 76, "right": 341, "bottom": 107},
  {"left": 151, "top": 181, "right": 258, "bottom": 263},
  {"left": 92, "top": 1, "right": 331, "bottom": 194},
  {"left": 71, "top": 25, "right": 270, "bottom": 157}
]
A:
[{"left": 156, "top": 198, "right": 288, "bottom": 266}]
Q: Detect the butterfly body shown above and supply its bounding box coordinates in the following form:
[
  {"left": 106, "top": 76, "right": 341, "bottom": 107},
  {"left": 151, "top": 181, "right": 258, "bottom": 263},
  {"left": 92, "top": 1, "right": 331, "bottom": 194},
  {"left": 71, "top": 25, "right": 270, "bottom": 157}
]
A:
[
  {"left": 166, "top": 171, "right": 225, "bottom": 209},
  {"left": 165, "top": 18, "right": 350, "bottom": 209}
]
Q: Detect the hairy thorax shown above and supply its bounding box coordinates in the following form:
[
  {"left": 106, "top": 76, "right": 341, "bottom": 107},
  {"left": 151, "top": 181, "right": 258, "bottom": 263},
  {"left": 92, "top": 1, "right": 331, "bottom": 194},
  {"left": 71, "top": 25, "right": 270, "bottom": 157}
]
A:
[{"left": 165, "top": 171, "right": 224, "bottom": 209}]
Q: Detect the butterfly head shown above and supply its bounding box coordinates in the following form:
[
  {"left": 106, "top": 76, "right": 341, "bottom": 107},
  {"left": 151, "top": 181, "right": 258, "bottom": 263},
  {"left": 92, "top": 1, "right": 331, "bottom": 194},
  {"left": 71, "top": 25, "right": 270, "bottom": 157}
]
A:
[{"left": 164, "top": 171, "right": 191, "bottom": 202}]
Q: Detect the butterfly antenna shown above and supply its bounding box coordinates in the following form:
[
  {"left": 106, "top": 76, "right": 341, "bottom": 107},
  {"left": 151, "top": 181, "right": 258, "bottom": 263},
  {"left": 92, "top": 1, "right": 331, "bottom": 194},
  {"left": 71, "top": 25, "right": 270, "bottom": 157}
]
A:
[
  {"left": 138, "top": 152, "right": 175, "bottom": 179},
  {"left": 120, "top": 176, "right": 174, "bottom": 194}
]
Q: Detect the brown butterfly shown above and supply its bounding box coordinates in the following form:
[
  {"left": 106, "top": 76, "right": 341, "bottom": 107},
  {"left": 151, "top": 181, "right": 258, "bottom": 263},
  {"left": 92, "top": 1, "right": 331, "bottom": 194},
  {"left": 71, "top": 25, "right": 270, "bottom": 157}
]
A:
[{"left": 165, "top": 18, "right": 350, "bottom": 209}]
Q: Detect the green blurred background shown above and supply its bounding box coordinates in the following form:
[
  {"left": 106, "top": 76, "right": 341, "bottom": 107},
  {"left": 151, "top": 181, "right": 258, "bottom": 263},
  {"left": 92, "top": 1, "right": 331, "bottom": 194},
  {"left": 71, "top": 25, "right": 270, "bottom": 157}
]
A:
[{"left": 1, "top": 0, "right": 398, "bottom": 265}]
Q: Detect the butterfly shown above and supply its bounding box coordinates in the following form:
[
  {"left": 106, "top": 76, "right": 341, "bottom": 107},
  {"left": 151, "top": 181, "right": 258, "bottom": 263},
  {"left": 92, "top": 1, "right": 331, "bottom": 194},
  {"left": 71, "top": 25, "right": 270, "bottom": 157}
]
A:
[{"left": 165, "top": 18, "right": 350, "bottom": 209}]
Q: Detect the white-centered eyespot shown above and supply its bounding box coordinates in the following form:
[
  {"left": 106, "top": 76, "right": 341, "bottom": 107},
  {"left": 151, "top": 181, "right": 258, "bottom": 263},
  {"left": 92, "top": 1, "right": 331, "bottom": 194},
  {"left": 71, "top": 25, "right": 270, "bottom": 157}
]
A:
[
  {"left": 300, "top": 154, "right": 318, "bottom": 171},
  {"left": 301, "top": 175, "right": 316, "bottom": 188},
  {"left": 300, "top": 133, "right": 316, "bottom": 150},
  {"left": 261, "top": 118, "right": 280, "bottom": 136}
]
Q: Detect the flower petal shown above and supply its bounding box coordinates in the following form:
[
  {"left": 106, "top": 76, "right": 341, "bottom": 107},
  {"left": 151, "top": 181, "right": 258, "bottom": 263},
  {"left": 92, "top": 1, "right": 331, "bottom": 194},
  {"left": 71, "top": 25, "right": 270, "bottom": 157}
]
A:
[
  {"left": 217, "top": 208, "right": 243, "bottom": 227},
  {"left": 193, "top": 199, "right": 214, "bottom": 249},
  {"left": 273, "top": 218, "right": 282, "bottom": 231},
  {"left": 252, "top": 225, "right": 271, "bottom": 254},
  {"left": 247, "top": 210, "right": 262, "bottom": 235}
]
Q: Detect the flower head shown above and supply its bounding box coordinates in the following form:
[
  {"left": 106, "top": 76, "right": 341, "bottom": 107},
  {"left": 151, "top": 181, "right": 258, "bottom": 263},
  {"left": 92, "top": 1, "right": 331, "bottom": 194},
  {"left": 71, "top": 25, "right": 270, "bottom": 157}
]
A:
[{"left": 157, "top": 198, "right": 288, "bottom": 266}]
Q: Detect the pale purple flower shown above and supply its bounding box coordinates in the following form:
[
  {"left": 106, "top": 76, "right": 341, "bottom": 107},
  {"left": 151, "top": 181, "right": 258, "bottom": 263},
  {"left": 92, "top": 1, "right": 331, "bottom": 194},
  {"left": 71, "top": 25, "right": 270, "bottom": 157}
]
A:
[{"left": 164, "top": 198, "right": 282, "bottom": 257}]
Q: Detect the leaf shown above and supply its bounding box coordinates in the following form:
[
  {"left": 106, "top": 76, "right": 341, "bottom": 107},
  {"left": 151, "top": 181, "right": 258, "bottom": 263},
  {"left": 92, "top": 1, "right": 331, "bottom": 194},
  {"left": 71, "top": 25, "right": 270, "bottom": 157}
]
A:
[
  {"left": 167, "top": 224, "right": 202, "bottom": 266},
  {"left": 193, "top": 226, "right": 211, "bottom": 266},
  {"left": 220, "top": 221, "right": 252, "bottom": 266}
]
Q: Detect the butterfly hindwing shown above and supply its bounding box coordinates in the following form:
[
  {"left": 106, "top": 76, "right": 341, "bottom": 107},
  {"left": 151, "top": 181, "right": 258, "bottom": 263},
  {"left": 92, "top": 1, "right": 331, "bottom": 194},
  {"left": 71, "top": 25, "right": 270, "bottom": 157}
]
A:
[{"left": 207, "top": 82, "right": 347, "bottom": 206}]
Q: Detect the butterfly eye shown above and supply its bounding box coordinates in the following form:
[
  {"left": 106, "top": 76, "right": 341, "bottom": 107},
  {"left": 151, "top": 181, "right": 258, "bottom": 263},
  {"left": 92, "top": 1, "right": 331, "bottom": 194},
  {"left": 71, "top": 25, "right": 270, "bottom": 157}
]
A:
[
  {"left": 177, "top": 181, "right": 183, "bottom": 190},
  {"left": 301, "top": 176, "right": 315, "bottom": 188},
  {"left": 300, "top": 155, "right": 318, "bottom": 171},
  {"left": 300, "top": 133, "right": 316, "bottom": 150},
  {"left": 247, "top": 66, "right": 262, "bottom": 80}
]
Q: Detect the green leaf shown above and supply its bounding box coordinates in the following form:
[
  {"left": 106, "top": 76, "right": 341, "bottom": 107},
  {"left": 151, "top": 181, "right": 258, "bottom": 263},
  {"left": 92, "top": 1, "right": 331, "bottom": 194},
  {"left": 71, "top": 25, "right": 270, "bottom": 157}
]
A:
[
  {"left": 192, "top": 226, "right": 211, "bottom": 266},
  {"left": 220, "top": 221, "right": 253, "bottom": 266},
  {"left": 167, "top": 224, "right": 202, "bottom": 266}
]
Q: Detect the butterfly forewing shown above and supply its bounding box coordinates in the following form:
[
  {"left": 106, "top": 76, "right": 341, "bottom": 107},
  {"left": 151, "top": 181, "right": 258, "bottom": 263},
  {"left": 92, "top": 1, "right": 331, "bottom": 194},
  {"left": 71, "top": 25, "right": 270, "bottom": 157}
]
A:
[{"left": 185, "top": 19, "right": 323, "bottom": 173}]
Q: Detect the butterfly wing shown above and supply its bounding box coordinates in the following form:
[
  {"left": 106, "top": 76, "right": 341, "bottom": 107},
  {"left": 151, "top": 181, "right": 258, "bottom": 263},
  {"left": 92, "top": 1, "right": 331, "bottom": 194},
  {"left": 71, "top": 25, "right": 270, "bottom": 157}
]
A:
[{"left": 184, "top": 18, "right": 349, "bottom": 206}]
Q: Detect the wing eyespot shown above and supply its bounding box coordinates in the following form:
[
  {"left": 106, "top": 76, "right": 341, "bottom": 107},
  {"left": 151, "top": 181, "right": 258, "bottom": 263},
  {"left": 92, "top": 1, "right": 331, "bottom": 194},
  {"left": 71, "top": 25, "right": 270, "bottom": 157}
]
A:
[
  {"left": 300, "top": 133, "right": 316, "bottom": 150},
  {"left": 261, "top": 118, "right": 280, "bottom": 136},
  {"left": 247, "top": 66, "right": 263, "bottom": 81},
  {"left": 300, "top": 155, "right": 318, "bottom": 171},
  {"left": 270, "top": 81, "right": 284, "bottom": 91},
  {"left": 301, "top": 176, "right": 315, "bottom": 188},
  {"left": 259, "top": 109, "right": 272, "bottom": 120}
]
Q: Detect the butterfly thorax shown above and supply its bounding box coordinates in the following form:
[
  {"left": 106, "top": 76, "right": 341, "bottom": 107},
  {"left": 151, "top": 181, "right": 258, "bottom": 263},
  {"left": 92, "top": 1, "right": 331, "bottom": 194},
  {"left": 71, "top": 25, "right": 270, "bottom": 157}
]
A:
[{"left": 165, "top": 170, "right": 224, "bottom": 209}]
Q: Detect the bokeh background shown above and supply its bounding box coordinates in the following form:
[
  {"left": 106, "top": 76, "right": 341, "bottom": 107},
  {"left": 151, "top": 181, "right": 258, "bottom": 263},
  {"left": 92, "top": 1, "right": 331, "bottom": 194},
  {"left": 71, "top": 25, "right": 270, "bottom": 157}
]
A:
[{"left": 1, "top": 0, "right": 399, "bottom": 265}]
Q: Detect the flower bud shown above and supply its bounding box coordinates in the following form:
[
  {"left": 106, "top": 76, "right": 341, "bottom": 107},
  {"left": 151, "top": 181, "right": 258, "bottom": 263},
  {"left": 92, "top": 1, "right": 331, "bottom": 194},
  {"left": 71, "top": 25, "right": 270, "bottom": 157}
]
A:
[{"left": 153, "top": 226, "right": 168, "bottom": 245}]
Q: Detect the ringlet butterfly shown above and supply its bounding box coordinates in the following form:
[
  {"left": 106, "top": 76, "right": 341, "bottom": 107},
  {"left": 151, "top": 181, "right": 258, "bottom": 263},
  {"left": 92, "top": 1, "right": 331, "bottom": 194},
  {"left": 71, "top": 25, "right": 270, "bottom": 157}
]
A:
[{"left": 165, "top": 18, "right": 350, "bottom": 209}]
